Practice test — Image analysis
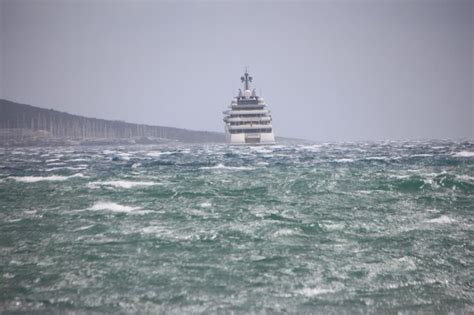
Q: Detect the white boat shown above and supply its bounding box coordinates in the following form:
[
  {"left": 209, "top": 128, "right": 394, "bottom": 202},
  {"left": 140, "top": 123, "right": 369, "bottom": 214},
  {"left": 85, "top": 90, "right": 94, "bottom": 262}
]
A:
[{"left": 223, "top": 70, "right": 275, "bottom": 145}]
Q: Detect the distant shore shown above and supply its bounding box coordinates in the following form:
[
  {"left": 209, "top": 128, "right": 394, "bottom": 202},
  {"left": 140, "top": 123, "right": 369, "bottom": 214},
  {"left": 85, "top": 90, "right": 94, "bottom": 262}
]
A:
[{"left": 0, "top": 99, "right": 305, "bottom": 147}]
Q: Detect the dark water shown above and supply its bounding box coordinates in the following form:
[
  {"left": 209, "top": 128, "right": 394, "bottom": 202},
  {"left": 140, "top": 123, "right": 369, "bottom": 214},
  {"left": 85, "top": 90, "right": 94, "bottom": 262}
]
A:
[{"left": 1, "top": 141, "right": 473, "bottom": 313}]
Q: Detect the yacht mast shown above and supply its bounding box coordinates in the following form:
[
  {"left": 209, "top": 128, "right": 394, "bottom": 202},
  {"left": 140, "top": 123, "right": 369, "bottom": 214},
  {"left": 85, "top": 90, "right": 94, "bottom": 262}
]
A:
[{"left": 241, "top": 67, "right": 253, "bottom": 91}]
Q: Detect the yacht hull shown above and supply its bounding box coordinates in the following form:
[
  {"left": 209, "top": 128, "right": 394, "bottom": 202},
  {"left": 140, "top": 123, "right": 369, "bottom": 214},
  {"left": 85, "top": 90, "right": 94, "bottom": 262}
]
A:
[{"left": 228, "top": 132, "right": 275, "bottom": 145}]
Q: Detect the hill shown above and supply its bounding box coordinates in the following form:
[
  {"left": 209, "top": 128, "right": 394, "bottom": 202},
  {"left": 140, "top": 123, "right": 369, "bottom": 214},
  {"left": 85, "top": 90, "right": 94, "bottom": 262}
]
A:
[{"left": 0, "top": 99, "right": 225, "bottom": 146}]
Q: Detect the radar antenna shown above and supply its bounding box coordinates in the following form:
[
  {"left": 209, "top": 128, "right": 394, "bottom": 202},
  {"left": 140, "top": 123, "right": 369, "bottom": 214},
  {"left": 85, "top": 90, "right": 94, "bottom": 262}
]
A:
[{"left": 241, "top": 66, "right": 253, "bottom": 90}]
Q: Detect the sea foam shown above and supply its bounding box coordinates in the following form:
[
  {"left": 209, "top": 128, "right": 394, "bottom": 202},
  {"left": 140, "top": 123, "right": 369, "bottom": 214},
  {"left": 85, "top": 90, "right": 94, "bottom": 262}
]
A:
[
  {"left": 334, "top": 158, "right": 354, "bottom": 163},
  {"left": 90, "top": 201, "right": 140, "bottom": 213},
  {"left": 453, "top": 151, "right": 474, "bottom": 158},
  {"left": 427, "top": 215, "right": 455, "bottom": 224},
  {"left": 87, "top": 180, "right": 158, "bottom": 189},
  {"left": 296, "top": 287, "right": 335, "bottom": 297},
  {"left": 200, "top": 163, "right": 255, "bottom": 170},
  {"left": 11, "top": 173, "right": 86, "bottom": 183}
]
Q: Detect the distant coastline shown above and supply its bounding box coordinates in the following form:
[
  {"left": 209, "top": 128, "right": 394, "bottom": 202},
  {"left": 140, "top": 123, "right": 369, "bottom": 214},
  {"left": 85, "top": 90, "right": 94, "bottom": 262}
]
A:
[{"left": 0, "top": 99, "right": 303, "bottom": 147}]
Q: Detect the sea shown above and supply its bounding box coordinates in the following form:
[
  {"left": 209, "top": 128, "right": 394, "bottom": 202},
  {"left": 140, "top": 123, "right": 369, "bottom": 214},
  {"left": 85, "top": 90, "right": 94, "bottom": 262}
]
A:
[{"left": 0, "top": 140, "right": 473, "bottom": 313}]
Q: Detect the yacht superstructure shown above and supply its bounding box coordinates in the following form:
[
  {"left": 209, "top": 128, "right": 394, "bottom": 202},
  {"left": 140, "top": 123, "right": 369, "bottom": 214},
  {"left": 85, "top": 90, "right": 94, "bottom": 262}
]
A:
[{"left": 223, "top": 70, "right": 275, "bottom": 144}]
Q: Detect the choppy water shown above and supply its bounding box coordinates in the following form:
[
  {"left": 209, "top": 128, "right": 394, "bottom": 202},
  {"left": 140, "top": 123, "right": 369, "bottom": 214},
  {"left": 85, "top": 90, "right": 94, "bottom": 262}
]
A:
[{"left": 1, "top": 140, "right": 473, "bottom": 313}]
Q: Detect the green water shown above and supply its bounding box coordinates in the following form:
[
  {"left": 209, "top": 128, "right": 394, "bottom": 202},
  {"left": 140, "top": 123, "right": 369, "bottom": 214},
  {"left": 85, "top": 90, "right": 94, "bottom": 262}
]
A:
[{"left": 0, "top": 141, "right": 473, "bottom": 313}]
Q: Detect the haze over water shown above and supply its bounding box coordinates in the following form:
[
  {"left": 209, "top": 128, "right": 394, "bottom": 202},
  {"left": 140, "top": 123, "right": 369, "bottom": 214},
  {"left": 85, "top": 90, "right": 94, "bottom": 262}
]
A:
[{"left": 1, "top": 140, "right": 473, "bottom": 313}]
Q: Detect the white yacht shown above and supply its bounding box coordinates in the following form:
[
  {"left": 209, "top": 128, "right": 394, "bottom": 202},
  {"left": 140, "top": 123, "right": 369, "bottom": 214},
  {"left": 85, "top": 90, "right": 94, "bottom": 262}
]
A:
[{"left": 223, "top": 70, "right": 275, "bottom": 144}]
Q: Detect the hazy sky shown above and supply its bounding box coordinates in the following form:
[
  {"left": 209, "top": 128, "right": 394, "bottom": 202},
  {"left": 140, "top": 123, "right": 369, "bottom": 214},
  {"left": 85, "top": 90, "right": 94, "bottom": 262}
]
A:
[{"left": 1, "top": 0, "right": 472, "bottom": 141}]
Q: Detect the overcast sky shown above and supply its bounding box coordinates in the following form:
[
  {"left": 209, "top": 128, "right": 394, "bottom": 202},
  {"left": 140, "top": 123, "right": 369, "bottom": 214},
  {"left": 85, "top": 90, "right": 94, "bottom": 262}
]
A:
[{"left": 1, "top": 0, "right": 472, "bottom": 141}]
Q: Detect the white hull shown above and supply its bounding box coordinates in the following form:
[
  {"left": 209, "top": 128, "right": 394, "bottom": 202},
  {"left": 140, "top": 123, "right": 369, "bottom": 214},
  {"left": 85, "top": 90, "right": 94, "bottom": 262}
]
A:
[{"left": 227, "top": 132, "right": 275, "bottom": 145}]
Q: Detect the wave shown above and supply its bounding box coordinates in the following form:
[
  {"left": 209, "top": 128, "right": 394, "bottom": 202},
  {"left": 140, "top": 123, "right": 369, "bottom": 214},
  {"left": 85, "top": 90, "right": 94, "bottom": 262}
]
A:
[
  {"left": 392, "top": 177, "right": 427, "bottom": 192},
  {"left": 45, "top": 158, "right": 61, "bottom": 163},
  {"left": 90, "top": 201, "right": 141, "bottom": 213},
  {"left": 46, "top": 162, "right": 67, "bottom": 166},
  {"left": 363, "top": 156, "right": 391, "bottom": 161},
  {"left": 321, "top": 222, "right": 345, "bottom": 231},
  {"left": 199, "top": 163, "right": 255, "bottom": 170},
  {"left": 273, "top": 228, "right": 298, "bottom": 237},
  {"left": 11, "top": 173, "right": 86, "bottom": 183},
  {"left": 249, "top": 147, "right": 274, "bottom": 154},
  {"left": 334, "top": 158, "right": 354, "bottom": 163},
  {"left": 453, "top": 151, "right": 474, "bottom": 158},
  {"left": 457, "top": 174, "right": 474, "bottom": 182},
  {"left": 67, "top": 158, "right": 89, "bottom": 162},
  {"left": 296, "top": 287, "right": 335, "bottom": 297},
  {"left": 427, "top": 215, "right": 455, "bottom": 224},
  {"left": 73, "top": 224, "right": 95, "bottom": 231},
  {"left": 298, "top": 144, "right": 322, "bottom": 152},
  {"left": 131, "top": 163, "right": 141, "bottom": 169},
  {"left": 45, "top": 166, "right": 88, "bottom": 172},
  {"left": 87, "top": 180, "right": 158, "bottom": 189}
]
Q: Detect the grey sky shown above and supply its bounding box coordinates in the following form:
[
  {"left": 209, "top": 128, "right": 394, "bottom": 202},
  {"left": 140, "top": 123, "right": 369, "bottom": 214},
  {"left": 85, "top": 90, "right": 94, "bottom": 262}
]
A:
[{"left": 1, "top": 0, "right": 472, "bottom": 141}]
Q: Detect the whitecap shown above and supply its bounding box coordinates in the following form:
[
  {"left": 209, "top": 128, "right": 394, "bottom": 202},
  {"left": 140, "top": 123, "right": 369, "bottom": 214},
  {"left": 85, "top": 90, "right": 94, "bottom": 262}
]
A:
[
  {"left": 273, "top": 228, "right": 297, "bottom": 237},
  {"left": 321, "top": 222, "right": 345, "bottom": 231},
  {"left": 296, "top": 287, "right": 335, "bottom": 297},
  {"left": 90, "top": 201, "right": 140, "bottom": 213},
  {"left": 69, "top": 173, "right": 87, "bottom": 178},
  {"left": 364, "top": 156, "right": 390, "bottom": 161},
  {"left": 117, "top": 153, "right": 131, "bottom": 160},
  {"left": 3, "top": 273, "right": 15, "bottom": 279},
  {"left": 186, "top": 208, "right": 211, "bottom": 218},
  {"left": 334, "top": 158, "right": 354, "bottom": 163},
  {"left": 67, "top": 158, "right": 89, "bottom": 162},
  {"left": 389, "top": 174, "right": 411, "bottom": 179},
  {"left": 87, "top": 180, "right": 158, "bottom": 189},
  {"left": 355, "top": 190, "right": 374, "bottom": 195},
  {"left": 11, "top": 173, "right": 86, "bottom": 183},
  {"left": 457, "top": 174, "right": 474, "bottom": 181},
  {"left": 249, "top": 147, "right": 273, "bottom": 154},
  {"left": 453, "top": 151, "right": 474, "bottom": 158},
  {"left": 200, "top": 163, "right": 255, "bottom": 170},
  {"left": 45, "top": 158, "right": 61, "bottom": 163},
  {"left": 200, "top": 202, "right": 212, "bottom": 208},
  {"left": 141, "top": 226, "right": 169, "bottom": 235},
  {"left": 45, "top": 166, "right": 87, "bottom": 172},
  {"left": 427, "top": 215, "right": 455, "bottom": 224},
  {"left": 299, "top": 144, "right": 322, "bottom": 151},
  {"left": 73, "top": 224, "right": 95, "bottom": 231}
]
